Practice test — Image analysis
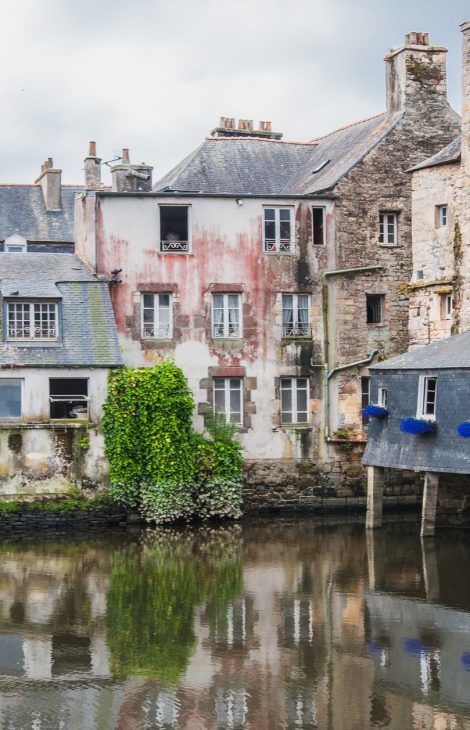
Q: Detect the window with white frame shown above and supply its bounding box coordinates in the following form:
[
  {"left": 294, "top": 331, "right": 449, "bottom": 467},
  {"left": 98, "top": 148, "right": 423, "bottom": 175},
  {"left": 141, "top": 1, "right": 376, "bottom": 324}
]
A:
[
  {"left": 159, "top": 205, "right": 190, "bottom": 252},
  {"left": 436, "top": 205, "right": 448, "bottom": 227},
  {"left": 417, "top": 376, "right": 437, "bottom": 420},
  {"left": 440, "top": 293, "right": 452, "bottom": 321},
  {"left": 141, "top": 293, "right": 172, "bottom": 339},
  {"left": 0, "top": 379, "right": 22, "bottom": 418},
  {"left": 49, "top": 378, "right": 89, "bottom": 420},
  {"left": 7, "top": 301, "right": 58, "bottom": 340},
  {"left": 378, "top": 387, "right": 388, "bottom": 407},
  {"left": 263, "top": 207, "right": 293, "bottom": 253},
  {"left": 213, "top": 377, "right": 243, "bottom": 424},
  {"left": 280, "top": 377, "right": 309, "bottom": 424},
  {"left": 212, "top": 294, "right": 241, "bottom": 338},
  {"left": 361, "top": 376, "right": 370, "bottom": 425},
  {"left": 4, "top": 234, "right": 27, "bottom": 253},
  {"left": 282, "top": 294, "right": 311, "bottom": 337},
  {"left": 379, "top": 212, "right": 398, "bottom": 245}
]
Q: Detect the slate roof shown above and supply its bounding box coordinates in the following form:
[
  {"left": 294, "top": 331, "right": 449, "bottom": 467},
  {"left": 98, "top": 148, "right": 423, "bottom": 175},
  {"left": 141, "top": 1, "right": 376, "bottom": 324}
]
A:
[
  {"left": 370, "top": 329, "right": 470, "bottom": 371},
  {"left": 0, "top": 185, "right": 82, "bottom": 243},
  {"left": 153, "top": 112, "right": 403, "bottom": 196},
  {"left": 410, "top": 136, "right": 461, "bottom": 172},
  {"left": 0, "top": 254, "right": 122, "bottom": 367}
]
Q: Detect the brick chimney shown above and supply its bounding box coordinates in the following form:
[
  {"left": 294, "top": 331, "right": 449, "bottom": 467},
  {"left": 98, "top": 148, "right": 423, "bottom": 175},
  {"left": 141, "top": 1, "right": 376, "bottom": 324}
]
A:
[
  {"left": 34, "top": 158, "right": 62, "bottom": 211},
  {"left": 385, "top": 32, "right": 449, "bottom": 115},
  {"left": 210, "top": 117, "right": 283, "bottom": 140},
  {"left": 461, "top": 21, "right": 470, "bottom": 170},
  {"left": 84, "top": 141, "right": 102, "bottom": 189},
  {"left": 110, "top": 148, "right": 153, "bottom": 192}
]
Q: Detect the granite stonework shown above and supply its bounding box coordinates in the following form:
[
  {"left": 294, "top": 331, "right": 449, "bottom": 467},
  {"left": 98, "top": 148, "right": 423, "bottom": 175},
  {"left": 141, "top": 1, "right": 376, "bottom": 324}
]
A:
[{"left": 0, "top": 507, "right": 126, "bottom": 539}]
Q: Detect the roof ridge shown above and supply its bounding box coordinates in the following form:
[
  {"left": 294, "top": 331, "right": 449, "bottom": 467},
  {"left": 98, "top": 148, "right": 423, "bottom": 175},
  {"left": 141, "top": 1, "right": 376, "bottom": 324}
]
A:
[
  {"left": 307, "top": 111, "right": 386, "bottom": 143},
  {"left": 205, "top": 135, "right": 317, "bottom": 146}
]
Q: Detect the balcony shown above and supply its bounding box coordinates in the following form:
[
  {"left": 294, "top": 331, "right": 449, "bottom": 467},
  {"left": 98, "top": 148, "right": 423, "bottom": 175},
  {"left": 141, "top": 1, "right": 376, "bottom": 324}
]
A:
[
  {"left": 264, "top": 239, "right": 293, "bottom": 253},
  {"left": 160, "top": 239, "right": 189, "bottom": 253}
]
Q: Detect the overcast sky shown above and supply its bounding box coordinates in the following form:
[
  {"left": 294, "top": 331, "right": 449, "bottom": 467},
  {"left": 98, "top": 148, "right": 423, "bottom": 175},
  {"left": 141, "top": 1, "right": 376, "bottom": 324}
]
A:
[{"left": 1, "top": 0, "right": 468, "bottom": 185}]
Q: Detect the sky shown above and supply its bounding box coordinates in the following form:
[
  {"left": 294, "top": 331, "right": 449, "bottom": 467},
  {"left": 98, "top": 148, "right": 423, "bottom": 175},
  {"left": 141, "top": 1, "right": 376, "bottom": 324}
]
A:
[{"left": 1, "top": 0, "right": 468, "bottom": 186}]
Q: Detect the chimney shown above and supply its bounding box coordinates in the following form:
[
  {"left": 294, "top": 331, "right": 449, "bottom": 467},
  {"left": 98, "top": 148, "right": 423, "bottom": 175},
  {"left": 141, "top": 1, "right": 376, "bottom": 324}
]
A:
[
  {"left": 385, "top": 32, "right": 449, "bottom": 114},
  {"left": 461, "top": 20, "right": 470, "bottom": 170},
  {"left": 210, "top": 117, "right": 283, "bottom": 140},
  {"left": 34, "top": 158, "right": 62, "bottom": 211},
  {"left": 84, "top": 141, "right": 102, "bottom": 189},
  {"left": 110, "top": 148, "right": 153, "bottom": 193}
]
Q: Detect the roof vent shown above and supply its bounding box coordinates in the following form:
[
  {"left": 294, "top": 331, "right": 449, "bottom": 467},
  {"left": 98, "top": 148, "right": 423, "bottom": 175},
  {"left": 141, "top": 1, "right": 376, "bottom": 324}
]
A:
[{"left": 311, "top": 159, "right": 330, "bottom": 174}]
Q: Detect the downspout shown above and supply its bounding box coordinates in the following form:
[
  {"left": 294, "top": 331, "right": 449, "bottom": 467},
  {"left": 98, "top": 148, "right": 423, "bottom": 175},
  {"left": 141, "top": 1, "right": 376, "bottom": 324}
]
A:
[{"left": 322, "top": 265, "right": 383, "bottom": 439}]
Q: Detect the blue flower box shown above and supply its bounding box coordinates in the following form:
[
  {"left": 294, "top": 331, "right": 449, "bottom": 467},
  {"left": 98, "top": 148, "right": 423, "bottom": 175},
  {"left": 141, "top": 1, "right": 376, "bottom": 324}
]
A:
[
  {"left": 362, "top": 405, "right": 389, "bottom": 418},
  {"left": 457, "top": 421, "right": 470, "bottom": 438},
  {"left": 400, "top": 417, "right": 435, "bottom": 435}
]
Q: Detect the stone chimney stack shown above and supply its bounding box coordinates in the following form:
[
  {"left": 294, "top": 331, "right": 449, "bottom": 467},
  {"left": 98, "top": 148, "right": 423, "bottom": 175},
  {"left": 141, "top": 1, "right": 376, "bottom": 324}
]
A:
[
  {"left": 84, "top": 141, "right": 102, "bottom": 189},
  {"left": 461, "top": 21, "right": 470, "bottom": 170},
  {"left": 385, "top": 32, "right": 449, "bottom": 115},
  {"left": 110, "top": 148, "right": 153, "bottom": 193},
  {"left": 34, "top": 158, "right": 62, "bottom": 211}
]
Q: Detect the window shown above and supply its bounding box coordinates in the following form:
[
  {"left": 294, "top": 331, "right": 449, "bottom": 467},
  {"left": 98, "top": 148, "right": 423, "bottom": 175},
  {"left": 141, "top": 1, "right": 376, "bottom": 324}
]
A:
[
  {"left": 263, "top": 208, "right": 293, "bottom": 253},
  {"left": 7, "top": 302, "right": 58, "bottom": 340},
  {"left": 366, "top": 295, "right": 384, "bottom": 324},
  {"left": 0, "top": 379, "right": 22, "bottom": 418},
  {"left": 440, "top": 293, "right": 452, "bottom": 320},
  {"left": 282, "top": 294, "right": 311, "bottom": 337},
  {"left": 4, "top": 234, "right": 26, "bottom": 253},
  {"left": 436, "top": 205, "right": 448, "bottom": 227},
  {"left": 280, "top": 378, "right": 309, "bottom": 424},
  {"left": 49, "top": 379, "right": 89, "bottom": 420},
  {"left": 361, "top": 376, "right": 370, "bottom": 425},
  {"left": 379, "top": 212, "right": 398, "bottom": 245},
  {"left": 212, "top": 294, "right": 241, "bottom": 338},
  {"left": 378, "top": 387, "right": 388, "bottom": 407},
  {"left": 159, "top": 205, "right": 190, "bottom": 252},
  {"left": 213, "top": 378, "right": 242, "bottom": 424},
  {"left": 417, "top": 376, "right": 437, "bottom": 420},
  {"left": 312, "top": 207, "right": 325, "bottom": 245},
  {"left": 141, "top": 293, "right": 172, "bottom": 339}
]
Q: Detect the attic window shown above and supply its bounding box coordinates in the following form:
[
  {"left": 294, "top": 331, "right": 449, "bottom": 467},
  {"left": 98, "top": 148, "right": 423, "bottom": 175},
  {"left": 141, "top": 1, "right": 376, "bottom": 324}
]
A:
[
  {"left": 159, "top": 205, "right": 190, "bottom": 253},
  {"left": 7, "top": 302, "right": 58, "bottom": 340},
  {"left": 311, "top": 160, "right": 330, "bottom": 174}
]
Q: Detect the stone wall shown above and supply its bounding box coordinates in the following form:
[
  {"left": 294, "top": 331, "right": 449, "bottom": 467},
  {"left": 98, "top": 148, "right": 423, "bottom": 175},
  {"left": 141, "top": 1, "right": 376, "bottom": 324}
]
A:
[{"left": 0, "top": 506, "right": 125, "bottom": 539}]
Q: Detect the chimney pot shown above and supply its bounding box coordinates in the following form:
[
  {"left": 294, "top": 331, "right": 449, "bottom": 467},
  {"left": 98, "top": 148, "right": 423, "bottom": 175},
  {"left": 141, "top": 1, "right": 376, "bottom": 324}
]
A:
[
  {"left": 84, "top": 141, "right": 102, "bottom": 189},
  {"left": 122, "top": 148, "right": 130, "bottom": 164},
  {"left": 406, "top": 32, "right": 429, "bottom": 46},
  {"left": 89, "top": 141, "right": 97, "bottom": 157}
]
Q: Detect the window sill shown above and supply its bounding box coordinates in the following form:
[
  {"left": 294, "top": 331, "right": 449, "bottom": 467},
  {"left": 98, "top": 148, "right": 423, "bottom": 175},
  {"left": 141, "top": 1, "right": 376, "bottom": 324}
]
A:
[
  {"left": 0, "top": 420, "right": 96, "bottom": 429},
  {"left": 280, "top": 424, "right": 312, "bottom": 431},
  {"left": 377, "top": 243, "right": 399, "bottom": 248},
  {"left": 141, "top": 337, "right": 174, "bottom": 343}
]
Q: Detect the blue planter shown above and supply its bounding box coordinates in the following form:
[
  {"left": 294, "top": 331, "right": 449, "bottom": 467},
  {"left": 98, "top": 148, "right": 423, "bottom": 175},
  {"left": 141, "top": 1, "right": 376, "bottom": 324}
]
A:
[
  {"left": 457, "top": 421, "right": 470, "bottom": 438},
  {"left": 400, "top": 417, "right": 435, "bottom": 435},
  {"left": 363, "top": 405, "right": 389, "bottom": 418}
]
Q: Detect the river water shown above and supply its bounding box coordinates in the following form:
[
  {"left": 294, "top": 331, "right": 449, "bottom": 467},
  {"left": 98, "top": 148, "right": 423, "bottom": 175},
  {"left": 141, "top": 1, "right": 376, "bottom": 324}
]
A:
[{"left": 0, "top": 517, "right": 470, "bottom": 729}]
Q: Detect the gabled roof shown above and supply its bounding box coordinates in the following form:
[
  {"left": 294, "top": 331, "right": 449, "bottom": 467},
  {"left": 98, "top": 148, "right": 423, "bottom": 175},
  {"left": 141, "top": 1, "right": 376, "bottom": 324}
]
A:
[
  {"left": 0, "top": 185, "right": 82, "bottom": 243},
  {"left": 0, "top": 254, "right": 122, "bottom": 367},
  {"left": 410, "top": 136, "right": 461, "bottom": 172},
  {"left": 153, "top": 112, "right": 403, "bottom": 196},
  {"left": 370, "top": 329, "right": 470, "bottom": 371}
]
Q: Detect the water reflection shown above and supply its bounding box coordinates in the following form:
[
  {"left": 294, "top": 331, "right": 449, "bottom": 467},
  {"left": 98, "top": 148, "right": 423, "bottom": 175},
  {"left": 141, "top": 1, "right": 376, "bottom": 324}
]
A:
[{"left": 0, "top": 519, "right": 469, "bottom": 728}]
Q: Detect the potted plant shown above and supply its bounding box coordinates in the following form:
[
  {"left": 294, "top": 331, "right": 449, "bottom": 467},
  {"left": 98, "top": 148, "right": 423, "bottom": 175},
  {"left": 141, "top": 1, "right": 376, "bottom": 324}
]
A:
[
  {"left": 457, "top": 421, "right": 470, "bottom": 438},
  {"left": 400, "top": 417, "right": 435, "bottom": 435},
  {"left": 362, "top": 404, "right": 389, "bottom": 418}
]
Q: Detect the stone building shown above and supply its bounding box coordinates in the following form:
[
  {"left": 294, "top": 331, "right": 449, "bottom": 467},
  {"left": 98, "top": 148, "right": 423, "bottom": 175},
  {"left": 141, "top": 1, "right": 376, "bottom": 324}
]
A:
[{"left": 75, "top": 31, "right": 459, "bottom": 495}]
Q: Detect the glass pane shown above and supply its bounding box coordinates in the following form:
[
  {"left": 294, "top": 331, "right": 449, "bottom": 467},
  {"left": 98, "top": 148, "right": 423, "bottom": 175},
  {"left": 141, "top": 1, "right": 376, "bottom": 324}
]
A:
[
  {"left": 230, "top": 389, "right": 241, "bottom": 414},
  {"left": 0, "top": 380, "right": 21, "bottom": 418},
  {"left": 296, "top": 389, "right": 308, "bottom": 413},
  {"left": 214, "top": 389, "right": 225, "bottom": 412},
  {"left": 159, "top": 294, "right": 170, "bottom": 308},
  {"left": 280, "top": 220, "right": 291, "bottom": 240},
  {"left": 264, "top": 220, "right": 275, "bottom": 240},
  {"left": 279, "top": 209, "right": 290, "bottom": 221},
  {"left": 143, "top": 294, "right": 154, "bottom": 308},
  {"left": 213, "top": 294, "right": 224, "bottom": 308},
  {"left": 281, "top": 389, "right": 292, "bottom": 414},
  {"left": 264, "top": 208, "right": 275, "bottom": 221}
]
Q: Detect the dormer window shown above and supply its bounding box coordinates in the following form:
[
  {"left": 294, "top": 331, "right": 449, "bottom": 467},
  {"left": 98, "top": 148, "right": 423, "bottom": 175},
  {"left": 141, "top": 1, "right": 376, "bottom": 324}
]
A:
[
  {"left": 4, "top": 234, "right": 27, "bottom": 253},
  {"left": 7, "top": 302, "right": 58, "bottom": 341}
]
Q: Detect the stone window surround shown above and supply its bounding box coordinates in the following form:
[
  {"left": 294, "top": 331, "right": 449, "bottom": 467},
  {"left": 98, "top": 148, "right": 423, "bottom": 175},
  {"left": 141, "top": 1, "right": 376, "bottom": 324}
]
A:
[
  {"left": 273, "top": 374, "right": 315, "bottom": 430},
  {"left": 134, "top": 283, "right": 179, "bottom": 345},
  {"left": 378, "top": 209, "right": 401, "bottom": 247},
  {"left": 198, "top": 366, "right": 257, "bottom": 432}
]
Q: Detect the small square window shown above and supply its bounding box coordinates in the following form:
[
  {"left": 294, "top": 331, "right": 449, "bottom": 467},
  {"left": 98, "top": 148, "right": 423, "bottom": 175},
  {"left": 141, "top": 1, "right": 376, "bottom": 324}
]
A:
[
  {"left": 436, "top": 205, "right": 448, "bottom": 228},
  {"left": 0, "top": 379, "right": 22, "bottom": 418},
  {"left": 213, "top": 378, "right": 242, "bottom": 424},
  {"left": 282, "top": 294, "right": 311, "bottom": 338},
  {"left": 212, "top": 294, "right": 242, "bottom": 338},
  {"left": 417, "top": 376, "right": 437, "bottom": 420},
  {"left": 312, "top": 207, "right": 325, "bottom": 245},
  {"left": 379, "top": 212, "right": 398, "bottom": 245},
  {"left": 159, "top": 206, "right": 190, "bottom": 253},
  {"left": 49, "top": 379, "right": 89, "bottom": 420},
  {"left": 141, "top": 293, "right": 172, "bottom": 339},
  {"left": 263, "top": 208, "right": 293, "bottom": 253},
  {"left": 280, "top": 378, "right": 309, "bottom": 424},
  {"left": 366, "top": 295, "right": 384, "bottom": 324}
]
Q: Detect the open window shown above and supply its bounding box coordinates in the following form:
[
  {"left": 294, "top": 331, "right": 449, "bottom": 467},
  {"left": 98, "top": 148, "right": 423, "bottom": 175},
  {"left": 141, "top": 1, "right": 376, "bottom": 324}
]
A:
[
  {"left": 366, "top": 295, "right": 384, "bottom": 324},
  {"left": 49, "top": 378, "right": 89, "bottom": 420},
  {"left": 312, "top": 207, "right": 325, "bottom": 245},
  {"left": 417, "top": 376, "right": 437, "bottom": 420},
  {"left": 159, "top": 206, "right": 190, "bottom": 252}
]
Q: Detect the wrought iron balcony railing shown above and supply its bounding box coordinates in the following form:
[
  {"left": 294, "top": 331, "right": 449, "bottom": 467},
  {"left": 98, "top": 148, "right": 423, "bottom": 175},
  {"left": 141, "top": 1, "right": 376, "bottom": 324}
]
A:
[
  {"left": 160, "top": 239, "right": 189, "bottom": 253},
  {"left": 282, "top": 324, "right": 312, "bottom": 339}
]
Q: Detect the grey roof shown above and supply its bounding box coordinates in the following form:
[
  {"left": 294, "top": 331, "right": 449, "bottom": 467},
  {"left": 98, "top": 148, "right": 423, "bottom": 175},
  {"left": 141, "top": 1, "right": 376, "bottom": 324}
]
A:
[
  {"left": 410, "top": 136, "right": 461, "bottom": 172},
  {"left": 0, "top": 185, "right": 82, "bottom": 243},
  {"left": 0, "top": 254, "right": 122, "bottom": 367},
  {"left": 370, "top": 329, "right": 470, "bottom": 371},
  {"left": 153, "top": 112, "right": 403, "bottom": 196}
]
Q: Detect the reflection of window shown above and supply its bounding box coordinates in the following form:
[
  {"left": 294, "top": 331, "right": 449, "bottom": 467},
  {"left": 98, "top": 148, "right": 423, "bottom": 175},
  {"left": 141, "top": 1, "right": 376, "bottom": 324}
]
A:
[
  {"left": 420, "top": 649, "right": 441, "bottom": 696},
  {"left": 141, "top": 293, "right": 172, "bottom": 339},
  {"left": 7, "top": 302, "right": 58, "bottom": 340},
  {"left": 215, "top": 687, "right": 248, "bottom": 730},
  {"left": 212, "top": 294, "right": 241, "bottom": 338},
  {"left": 417, "top": 376, "right": 437, "bottom": 420},
  {"left": 214, "top": 378, "right": 242, "bottom": 424},
  {"left": 51, "top": 633, "right": 91, "bottom": 676},
  {"left": 263, "top": 207, "right": 293, "bottom": 252},
  {"left": 0, "top": 379, "right": 22, "bottom": 418},
  {"left": 280, "top": 378, "right": 309, "bottom": 424},
  {"left": 379, "top": 212, "right": 398, "bottom": 245},
  {"left": 366, "top": 295, "right": 384, "bottom": 324},
  {"left": 282, "top": 294, "right": 311, "bottom": 337},
  {"left": 159, "top": 205, "right": 190, "bottom": 252},
  {"left": 286, "top": 685, "right": 317, "bottom": 729},
  {"left": 49, "top": 379, "right": 89, "bottom": 420},
  {"left": 214, "top": 597, "right": 247, "bottom": 649},
  {"left": 281, "top": 596, "right": 314, "bottom": 646}
]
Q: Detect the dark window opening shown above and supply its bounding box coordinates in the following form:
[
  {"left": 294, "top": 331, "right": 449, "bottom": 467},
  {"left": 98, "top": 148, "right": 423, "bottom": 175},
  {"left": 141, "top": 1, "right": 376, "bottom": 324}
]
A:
[
  {"left": 49, "top": 378, "right": 88, "bottom": 419},
  {"left": 361, "top": 377, "right": 370, "bottom": 426},
  {"left": 312, "top": 207, "right": 325, "bottom": 245},
  {"left": 159, "top": 206, "right": 189, "bottom": 252},
  {"left": 366, "top": 295, "right": 384, "bottom": 324}
]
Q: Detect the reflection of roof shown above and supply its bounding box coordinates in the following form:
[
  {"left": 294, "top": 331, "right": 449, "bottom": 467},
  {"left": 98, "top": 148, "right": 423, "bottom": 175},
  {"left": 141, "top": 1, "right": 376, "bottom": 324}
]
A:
[
  {"left": 0, "top": 185, "right": 82, "bottom": 243},
  {"left": 0, "top": 254, "right": 122, "bottom": 367},
  {"left": 410, "top": 136, "right": 461, "bottom": 172},
  {"left": 370, "top": 329, "right": 470, "bottom": 370},
  {"left": 153, "top": 112, "right": 403, "bottom": 196}
]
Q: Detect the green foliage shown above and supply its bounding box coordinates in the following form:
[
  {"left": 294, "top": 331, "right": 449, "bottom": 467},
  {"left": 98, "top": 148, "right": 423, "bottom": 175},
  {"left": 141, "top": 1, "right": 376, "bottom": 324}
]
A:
[
  {"left": 0, "top": 494, "right": 117, "bottom": 515},
  {"left": 140, "top": 480, "right": 194, "bottom": 524},
  {"left": 79, "top": 434, "right": 90, "bottom": 450}
]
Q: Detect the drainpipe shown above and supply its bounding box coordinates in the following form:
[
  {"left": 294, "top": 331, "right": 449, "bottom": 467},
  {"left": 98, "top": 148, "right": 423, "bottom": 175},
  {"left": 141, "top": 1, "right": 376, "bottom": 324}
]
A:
[{"left": 322, "top": 265, "right": 383, "bottom": 439}]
